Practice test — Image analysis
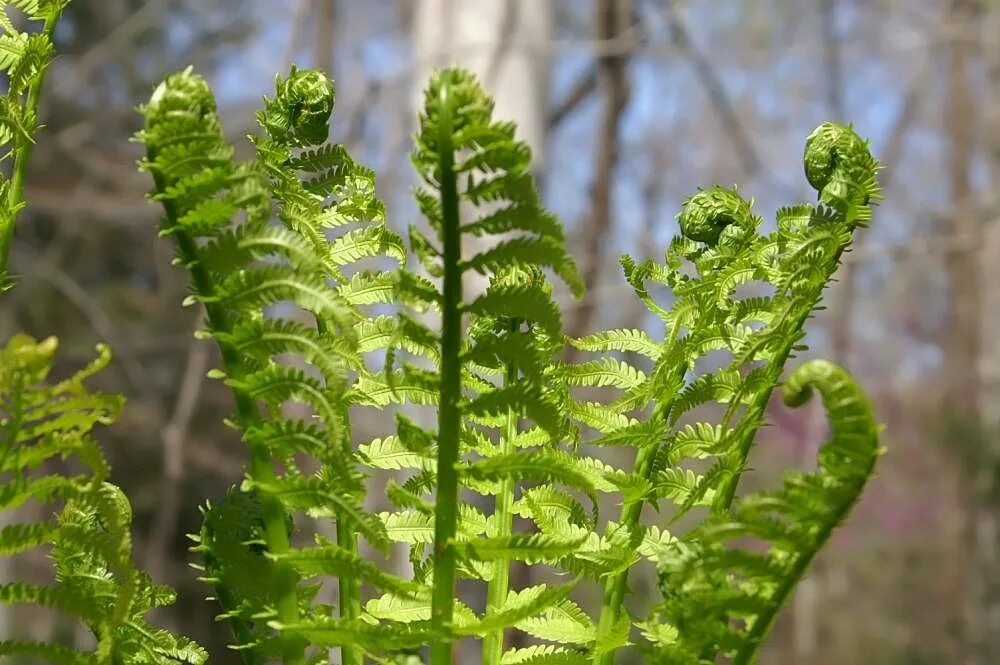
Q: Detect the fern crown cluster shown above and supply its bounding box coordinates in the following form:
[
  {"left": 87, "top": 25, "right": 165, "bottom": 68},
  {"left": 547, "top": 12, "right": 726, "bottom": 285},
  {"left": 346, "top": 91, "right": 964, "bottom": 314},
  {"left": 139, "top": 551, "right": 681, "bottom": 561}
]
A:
[{"left": 1, "top": 4, "right": 884, "bottom": 664}]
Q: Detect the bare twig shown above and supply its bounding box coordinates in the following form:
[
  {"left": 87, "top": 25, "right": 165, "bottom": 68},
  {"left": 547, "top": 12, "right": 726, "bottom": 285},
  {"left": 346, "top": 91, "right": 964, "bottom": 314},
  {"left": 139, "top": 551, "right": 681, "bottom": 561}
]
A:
[
  {"left": 62, "top": 0, "right": 172, "bottom": 101},
  {"left": 566, "top": 0, "right": 633, "bottom": 345},
  {"left": 27, "top": 251, "right": 155, "bottom": 402},
  {"left": 144, "top": 335, "right": 210, "bottom": 581},
  {"left": 546, "top": 65, "right": 596, "bottom": 129},
  {"left": 664, "top": 1, "right": 761, "bottom": 178}
]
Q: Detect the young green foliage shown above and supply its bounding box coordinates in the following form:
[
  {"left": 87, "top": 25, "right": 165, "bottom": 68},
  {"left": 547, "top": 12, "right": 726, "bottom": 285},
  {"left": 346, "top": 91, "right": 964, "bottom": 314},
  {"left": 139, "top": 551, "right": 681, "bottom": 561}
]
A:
[
  {"left": 0, "top": 0, "right": 67, "bottom": 288},
  {"left": 644, "top": 360, "right": 881, "bottom": 664},
  {"left": 0, "top": 4, "right": 202, "bottom": 662},
  {"left": 566, "top": 120, "right": 883, "bottom": 664},
  {"left": 0, "top": 0, "right": 887, "bottom": 659},
  {"left": 0, "top": 336, "right": 206, "bottom": 664},
  {"left": 138, "top": 65, "right": 420, "bottom": 665},
  {"left": 383, "top": 68, "right": 586, "bottom": 665},
  {"left": 133, "top": 62, "right": 882, "bottom": 665}
]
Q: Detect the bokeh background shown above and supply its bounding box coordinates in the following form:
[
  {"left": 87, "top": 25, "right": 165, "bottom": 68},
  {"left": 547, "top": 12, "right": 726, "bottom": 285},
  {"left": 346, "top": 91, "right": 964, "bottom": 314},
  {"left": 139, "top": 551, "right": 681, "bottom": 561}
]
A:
[{"left": 2, "top": 1, "right": 998, "bottom": 663}]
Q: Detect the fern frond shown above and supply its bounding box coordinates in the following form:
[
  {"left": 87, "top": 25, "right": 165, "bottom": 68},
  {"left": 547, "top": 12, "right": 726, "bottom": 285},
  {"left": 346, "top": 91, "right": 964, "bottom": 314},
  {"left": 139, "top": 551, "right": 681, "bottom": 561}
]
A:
[
  {"left": 649, "top": 360, "right": 881, "bottom": 664},
  {"left": 569, "top": 123, "right": 882, "bottom": 665},
  {"left": 139, "top": 66, "right": 409, "bottom": 665},
  {"left": 132, "top": 61, "right": 885, "bottom": 665},
  {"left": 0, "top": 1, "right": 66, "bottom": 286},
  {"left": 0, "top": 335, "right": 203, "bottom": 664}
]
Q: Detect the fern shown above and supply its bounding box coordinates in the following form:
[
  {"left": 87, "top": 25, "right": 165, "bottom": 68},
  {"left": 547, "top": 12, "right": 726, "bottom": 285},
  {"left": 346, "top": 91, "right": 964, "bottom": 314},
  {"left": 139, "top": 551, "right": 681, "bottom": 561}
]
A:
[
  {"left": 0, "top": 4, "right": 202, "bottom": 662},
  {"left": 116, "top": 59, "right": 893, "bottom": 665},
  {"left": 0, "top": 1, "right": 894, "bottom": 660},
  {"left": 644, "top": 360, "right": 881, "bottom": 664},
  {"left": 394, "top": 69, "right": 588, "bottom": 665},
  {"left": 0, "top": 336, "right": 206, "bottom": 664},
  {"left": 138, "top": 65, "right": 421, "bottom": 665},
  {"left": 565, "top": 121, "right": 883, "bottom": 665},
  {"left": 0, "top": 0, "right": 66, "bottom": 289}
]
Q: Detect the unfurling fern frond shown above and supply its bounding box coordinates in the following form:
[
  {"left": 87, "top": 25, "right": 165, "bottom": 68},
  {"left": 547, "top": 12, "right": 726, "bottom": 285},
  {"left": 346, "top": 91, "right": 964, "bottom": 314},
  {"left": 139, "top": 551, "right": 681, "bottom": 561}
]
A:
[
  {"left": 562, "top": 122, "right": 882, "bottom": 664},
  {"left": 645, "top": 360, "right": 881, "bottom": 664},
  {"left": 139, "top": 66, "right": 414, "bottom": 665},
  {"left": 0, "top": 335, "right": 205, "bottom": 664}
]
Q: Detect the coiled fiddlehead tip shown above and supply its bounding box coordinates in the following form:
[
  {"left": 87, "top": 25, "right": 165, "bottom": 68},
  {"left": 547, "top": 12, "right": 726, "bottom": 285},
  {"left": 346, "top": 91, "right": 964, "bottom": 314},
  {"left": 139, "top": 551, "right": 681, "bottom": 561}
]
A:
[
  {"left": 677, "top": 185, "right": 754, "bottom": 246},
  {"left": 803, "top": 121, "right": 870, "bottom": 194},
  {"left": 97, "top": 482, "right": 133, "bottom": 529},
  {"left": 268, "top": 66, "right": 334, "bottom": 146},
  {"left": 144, "top": 66, "right": 215, "bottom": 126}
]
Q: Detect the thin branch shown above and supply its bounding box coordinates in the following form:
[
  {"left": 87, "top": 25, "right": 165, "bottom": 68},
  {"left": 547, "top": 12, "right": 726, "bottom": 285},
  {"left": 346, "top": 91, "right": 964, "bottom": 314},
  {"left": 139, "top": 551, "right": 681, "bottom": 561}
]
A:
[
  {"left": 144, "top": 334, "right": 210, "bottom": 581},
  {"left": 62, "top": 0, "right": 172, "bottom": 100},
  {"left": 28, "top": 251, "right": 156, "bottom": 403},
  {"left": 546, "top": 65, "right": 597, "bottom": 129},
  {"left": 664, "top": 1, "right": 761, "bottom": 178},
  {"left": 566, "top": 0, "right": 633, "bottom": 345}
]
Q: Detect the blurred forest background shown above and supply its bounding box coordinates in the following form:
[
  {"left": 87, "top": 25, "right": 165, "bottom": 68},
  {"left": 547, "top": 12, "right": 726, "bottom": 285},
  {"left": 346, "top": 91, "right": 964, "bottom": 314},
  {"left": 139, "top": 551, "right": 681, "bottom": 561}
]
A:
[{"left": 2, "top": 0, "right": 999, "bottom": 663}]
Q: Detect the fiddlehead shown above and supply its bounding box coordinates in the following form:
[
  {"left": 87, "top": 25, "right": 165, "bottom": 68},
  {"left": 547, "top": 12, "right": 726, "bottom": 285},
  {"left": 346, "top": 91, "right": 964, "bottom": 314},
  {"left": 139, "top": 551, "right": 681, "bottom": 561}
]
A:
[
  {"left": 677, "top": 185, "right": 755, "bottom": 246},
  {"left": 262, "top": 66, "right": 335, "bottom": 146},
  {"left": 803, "top": 121, "right": 881, "bottom": 224},
  {"left": 646, "top": 360, "right": 881, "bottom": 664}
]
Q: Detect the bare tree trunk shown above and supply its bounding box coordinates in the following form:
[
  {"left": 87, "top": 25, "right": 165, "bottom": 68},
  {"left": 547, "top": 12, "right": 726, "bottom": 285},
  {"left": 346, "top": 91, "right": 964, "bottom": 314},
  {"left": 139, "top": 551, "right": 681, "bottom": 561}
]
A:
[
  {"left": 822, "top": 0, "right": 852, "bottom": 366},
  {"left": 413, "top": 0, "right": 552, "bottom": 166},
  {"left": 943, "top": 0, "right": 979, "bottom": 417},
  {"left": 567, "top": 0, "right": 632, "bottom": 343},
  {"left": 976, "top": 2, "right": 1000, "bottom": 652},
  {"left": 314, "top": 0, "right": 335, "bottom": 73},
  {"left": 943, "top": 1, "right": 988, "bottom": 663},
  {"left": 970, "top": 1, "right": 1000, "bottom": 662}
]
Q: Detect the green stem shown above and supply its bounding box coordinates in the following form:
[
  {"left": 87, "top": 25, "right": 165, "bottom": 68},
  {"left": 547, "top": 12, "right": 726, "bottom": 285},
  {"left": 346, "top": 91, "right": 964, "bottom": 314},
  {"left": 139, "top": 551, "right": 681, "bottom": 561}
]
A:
[
  {"left": 706, "top": 213, "right": 862, "bottom": 665},
  {"left": 731, "top": 464, "right": 873, "bottom": 664},
  {"left": 591, "top": 325, "right": 688, "bottom": 665},
  {"left": 430, "top": 74, "right": 462, "bottom": 665},
  {"left": 482, "top": 325, "right": 520, "bottom": 665},
  {"left": 335, "top": 408, "right": 362, "bottom": 665},
  {"left": 150, "top": 167, "right": 305, "bottom": 665},
  {"left": 591, "top": 441, "right": 658, "bottom": 665},
  {"left": 336, "top": 519, "right": 361, "bottom": 665},
  {"left": 0, "top": 11, "right": 61, "bottom": 279},
  {"left": 712, "top": 237, "right": 852, "bottom": 514},
  {"left": 315, "top": 314, "right": 362, "bottom": 665}
]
